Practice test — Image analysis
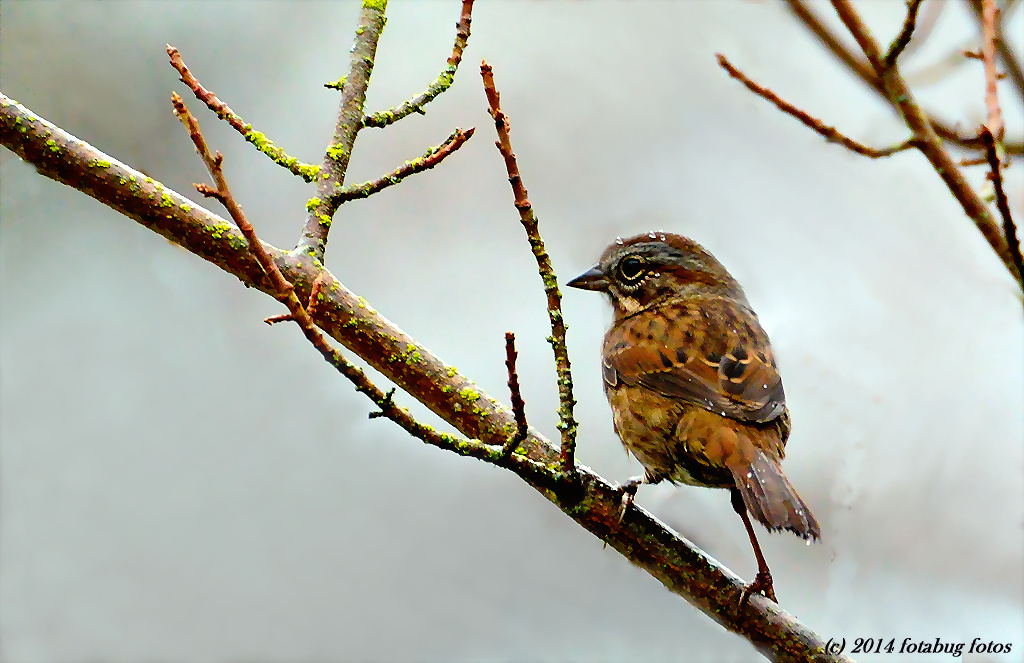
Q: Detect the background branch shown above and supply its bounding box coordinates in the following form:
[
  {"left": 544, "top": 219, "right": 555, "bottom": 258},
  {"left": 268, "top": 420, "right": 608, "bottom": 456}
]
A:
[
  {"left": 967, "top": 0, "right": 1024, "bottom": 105},
  {"left": 782, "top": 0, "right": 1024, "bottom": 155},
  {"left": 717, "top": 54, "right": 916, "bottom": 158},
  {"left": 979, "top": 0, "right": 1006, "bottom": 139},
  {"left": 727, "top": 0, "right": 1022, "bottom": 288}
]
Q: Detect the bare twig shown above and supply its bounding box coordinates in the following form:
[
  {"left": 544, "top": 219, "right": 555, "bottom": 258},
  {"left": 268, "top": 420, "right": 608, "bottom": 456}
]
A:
[
  {"left": 883, "top": 0, "right": 924, "bottom": 67},
  {"left": 265, "top": 313, "right": 293, "bottom": 324},
  {"left": 480, "top": 61, "right": 578, "bottom": 476},
  {"left": 364, "top": 0, "right": 475, "bottom": 128},
  {"left": 502, "top": 332, "right": 529, "bottom": 460},
  {"left": 716, "top": 54, "right": 916, "bottom": 158},
  {"left": 167, "top": 46, "right": 321, "bottom": 182},
  {"left": 966, "top": 0, "right": 1024, "bottom": 105},
  {"left": 982, "top": 127, "right": 1023, "bottom": 280},
  {"left": 974, "top": 0, "right": 1020, "bottom": 279},
  {"left": 336, "top": 127, "right": 474, "bottom": 202},
  {"left": 980, "top": 0, "right": 1005, "bottom": 139}
]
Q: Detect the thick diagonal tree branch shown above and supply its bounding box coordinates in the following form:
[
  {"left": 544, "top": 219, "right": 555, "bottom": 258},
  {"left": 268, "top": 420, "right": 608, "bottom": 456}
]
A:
[{"left": 1, "top": 92, "right": 850, "bottom": 663}]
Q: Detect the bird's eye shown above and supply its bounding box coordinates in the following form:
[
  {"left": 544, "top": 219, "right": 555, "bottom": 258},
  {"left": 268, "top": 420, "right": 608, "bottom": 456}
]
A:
[{"left": 618, "top": 256, "right": 646, "bottom": 282}]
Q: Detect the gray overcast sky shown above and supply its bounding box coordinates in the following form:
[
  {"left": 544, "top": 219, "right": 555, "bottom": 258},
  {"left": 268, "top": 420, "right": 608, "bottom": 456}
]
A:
[{"left": 2, "top": 2, "right": 1022, "bottom": 661}]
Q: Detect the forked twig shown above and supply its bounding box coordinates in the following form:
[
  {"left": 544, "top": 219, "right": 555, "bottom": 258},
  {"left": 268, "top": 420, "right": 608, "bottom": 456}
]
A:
[
  {"left": 480, "top": 60, "right": 578, "bottom": 475},
  {"left": 299, "top": 1, "right": 477, "bottom": 262}
]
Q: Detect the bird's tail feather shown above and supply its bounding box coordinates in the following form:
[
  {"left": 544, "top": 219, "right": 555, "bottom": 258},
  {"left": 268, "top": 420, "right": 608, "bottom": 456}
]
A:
[{"left": 730, "top": 449, "right": 820, "bottom": 540}]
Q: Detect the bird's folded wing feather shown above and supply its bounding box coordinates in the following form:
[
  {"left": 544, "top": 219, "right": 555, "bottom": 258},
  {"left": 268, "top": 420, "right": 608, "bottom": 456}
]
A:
[{"left": 603, "top": 297, "right": 785, "bottom": 423}]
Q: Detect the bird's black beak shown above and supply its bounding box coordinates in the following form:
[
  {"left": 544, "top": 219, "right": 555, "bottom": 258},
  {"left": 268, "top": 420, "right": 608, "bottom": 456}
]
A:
[{"left": 566, "top": 266, "right": 609, "bottom": 292}]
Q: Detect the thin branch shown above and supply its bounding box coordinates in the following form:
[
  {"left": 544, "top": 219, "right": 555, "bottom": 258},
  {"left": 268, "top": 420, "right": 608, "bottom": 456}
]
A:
[
  {"left": 336, "top": 127, "right": 474, "bottom": 203},
  {"left": 167, "top": 46, "right": 321, "bottom": 182},
  {"left": 1, "top": 93, "right": 855, "bottom": 661},
  {"left": 828, "top": 0, "right": 1022, "bottom": 287},
  {"left": 898, "top": 0, "right": 946, "bottom": 60},
  {"left": 982, "top": 127, "right": 1023, "bottom": 279},
  {"left": 501, "top": 332, "right": 529, "bottom": 460},
  {"left": 975, "top": 0, "right": 1021, "bottom": 279},
  {"left": 364, "top": 0, "right": 475, "bottom": 128},
  {"left": 967, "top": 0, "right": 1024, "bottom": 106},
  {"left": 883, "top": 0, "right": 924, "bottom": 67},
  {"left": 782, "top": 0, "right": 1024, "bottom": 155},
  {"left": 716, "top": 54, "right": 916, "bottom": 158},
  {"left": 960, "top": 155, "right": 990, "bottom": 166},
  {"left": 480, "top": 61, "right": 579, "bottom": 476},
  {"left": 980, "top": 0, "right": 1006, "bottom": 139},
  {"left": 298, "top": 1, "right": 388, "bottom": 261}
]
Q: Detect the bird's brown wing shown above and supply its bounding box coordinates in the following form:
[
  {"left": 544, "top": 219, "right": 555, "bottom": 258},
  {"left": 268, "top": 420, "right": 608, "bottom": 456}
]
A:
[{"left": 603, "top": 296, "right": 786, "bottom": 424}]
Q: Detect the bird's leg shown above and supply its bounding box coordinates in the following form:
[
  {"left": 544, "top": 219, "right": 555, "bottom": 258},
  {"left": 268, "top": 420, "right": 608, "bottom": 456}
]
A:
[
  {"left": 618, "top": 471, "right": 665, "bottom": 522},
  {"left": 618, "top": 472, "right": 652, "bottom": 523},
  {"left": 730, "top": 488, "right": 777, "bottom": 607},
  {"left": 618, "top": 475, "right": 644, "bottom": 522}
]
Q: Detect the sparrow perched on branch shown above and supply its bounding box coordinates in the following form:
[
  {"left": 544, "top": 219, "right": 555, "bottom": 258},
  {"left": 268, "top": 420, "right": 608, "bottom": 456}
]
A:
[{"left": 568, "top": 232, "right": 819, "bottom": 603}]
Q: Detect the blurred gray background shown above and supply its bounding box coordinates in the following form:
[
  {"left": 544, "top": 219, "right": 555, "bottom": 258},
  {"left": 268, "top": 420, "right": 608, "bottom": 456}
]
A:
[{"left": 2, "top": 2, "right": 1022, "bottom": 661}]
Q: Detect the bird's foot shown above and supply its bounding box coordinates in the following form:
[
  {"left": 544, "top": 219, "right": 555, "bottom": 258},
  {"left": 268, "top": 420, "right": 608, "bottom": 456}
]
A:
[
  {"left": 738, "top": 569, "right": 777, "bottom": 611},
  {"left": 618, "top": 475, "right": 645, "bottom": 523}
]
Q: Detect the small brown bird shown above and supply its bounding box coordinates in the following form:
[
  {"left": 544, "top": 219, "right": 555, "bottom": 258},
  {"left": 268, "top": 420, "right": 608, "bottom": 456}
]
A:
[{"left": 568, "top": 232, "right": 819, "bottom": 604}]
